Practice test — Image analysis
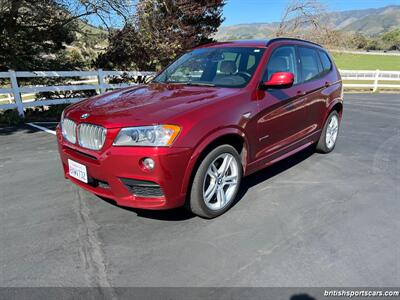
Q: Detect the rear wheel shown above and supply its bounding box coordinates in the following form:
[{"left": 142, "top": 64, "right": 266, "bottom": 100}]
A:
[
  {"left": 187, "top": 145, "right": 242, "bottom": 218},
  {"left": 316, "top": 111, "right": 340, "bottom": 153}
]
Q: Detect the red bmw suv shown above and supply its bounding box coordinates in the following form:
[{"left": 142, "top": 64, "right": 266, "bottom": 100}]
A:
[{"left": 57, "top": 38, "right": 343, "bottom": 218}]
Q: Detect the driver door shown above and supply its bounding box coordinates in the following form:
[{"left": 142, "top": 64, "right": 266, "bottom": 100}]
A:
[{"left": 255, "top": 45, "right": 308, "bottom": 162}]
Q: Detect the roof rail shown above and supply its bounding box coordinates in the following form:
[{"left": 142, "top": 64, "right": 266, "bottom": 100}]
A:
[{"left": 266, "top": 38, "right": 322, "bottom": 47}]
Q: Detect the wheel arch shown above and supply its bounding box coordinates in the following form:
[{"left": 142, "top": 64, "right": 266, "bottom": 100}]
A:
[
  {"left": 331, "top": 101, "right": 343, "bottom": 115},
  {"left": 180, "top": 128, "right": 249, "bottom": 196},
  {"left": 322, "top": 98, "right": 343, "bottom": 128},
  {"left": 327, "top": 99, "right": 343, "bottom": 118}
]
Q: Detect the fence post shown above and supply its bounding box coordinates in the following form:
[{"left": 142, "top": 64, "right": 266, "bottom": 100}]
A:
[
  {"left": 98, "top": 69, "right": 106, "bottom": 94},
  {"left": 373, "top": 69, "right": 380, "bottom": 92},
  {"left": 6, "top": 93, "right": 12, "bottom": 104},
  {"left": 9, "top": 70, "right": 24, "bottom": 117}
]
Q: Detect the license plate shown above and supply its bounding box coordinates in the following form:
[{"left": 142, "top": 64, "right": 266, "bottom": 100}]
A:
[{"left": 68, "top": 159, "right": 88, "bottom": 183}]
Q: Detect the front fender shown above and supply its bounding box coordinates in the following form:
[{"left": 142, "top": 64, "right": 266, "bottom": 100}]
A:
[{"left": 179, "top": 127, "right": 249, "bottom": 195}]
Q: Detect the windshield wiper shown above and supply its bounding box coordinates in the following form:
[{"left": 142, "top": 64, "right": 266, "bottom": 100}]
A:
[
  {"left": 155, "top": 81, "right": 216, "bottom": 87},
  {"left": 186, "top": 82, "right": 216, "bottom": 87}
]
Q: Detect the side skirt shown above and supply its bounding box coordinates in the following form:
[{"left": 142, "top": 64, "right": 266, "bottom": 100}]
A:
[{"left": 245, "top": 130, "right": 321, "bottom": 176}]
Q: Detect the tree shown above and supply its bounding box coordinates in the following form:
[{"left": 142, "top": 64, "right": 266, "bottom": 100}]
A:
[
  {"left": 0, "top": 0, "right": 78, "bottom": 70},
  {"left": 65, "top": 0, "right": 135, "bottom": 30},
  {"left": 350, "top": 33, "right": 370, "bottom": 49},
  {"left": 276, "top": 0, "right": 326, "bottom": 37},
  {"left": 0, "top": 0, "right": 136, "bottom": 70},
  {"left": 96, "top": 24, "right": 149, "bottom": 70},
  {"left": 275, "top": 0, "right": 347, "bottom": 47},
  {"left": 380, "top": 29, "right": 400, "bottom": 51},
  {"left": 97, "top": 0, "right": 225, "bottom": 70}
]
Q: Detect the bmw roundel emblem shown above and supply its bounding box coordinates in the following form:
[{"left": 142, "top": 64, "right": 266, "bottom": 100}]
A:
[{"left": 80, "top": 113, "right": 90, "bottom": 119}]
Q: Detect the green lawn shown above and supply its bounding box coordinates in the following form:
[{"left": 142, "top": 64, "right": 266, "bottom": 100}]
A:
[{"left": 332, "top": 53, "right": 400, "bottom": 71}]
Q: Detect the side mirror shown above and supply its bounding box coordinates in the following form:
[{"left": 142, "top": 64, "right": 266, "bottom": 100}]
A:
[{"left": 260, "top": 72, "right": 294, "bottom": 89}]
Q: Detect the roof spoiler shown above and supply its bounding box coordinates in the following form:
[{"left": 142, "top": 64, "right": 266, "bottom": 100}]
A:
[{"left": 266, "top": 38, "right": 322, "bottom": 47}]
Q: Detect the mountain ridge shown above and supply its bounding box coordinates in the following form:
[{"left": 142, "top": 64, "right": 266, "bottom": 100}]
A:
[{"left": 215, "top": 5, "right": 400, "bottom": 41}]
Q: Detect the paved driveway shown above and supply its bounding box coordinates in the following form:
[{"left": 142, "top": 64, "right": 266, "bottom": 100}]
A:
[{"left": 0, "top": 94, "right": 399, "bottom": 288}]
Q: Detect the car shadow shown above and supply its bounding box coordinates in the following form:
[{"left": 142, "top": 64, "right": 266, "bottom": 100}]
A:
[
  {"left": 233, "top": 145, "right": 315, "bottom": 208},
  {"left": 98, "top": 196, "right": 196, "bottom": 221},
  {"left": 98, "top": 145, "right": 316, "bottom": 221}
]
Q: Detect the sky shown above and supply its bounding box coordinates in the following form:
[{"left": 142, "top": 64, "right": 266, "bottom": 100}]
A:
[{"left": 222, "top": 0, "right": 400, "bottom": 26}]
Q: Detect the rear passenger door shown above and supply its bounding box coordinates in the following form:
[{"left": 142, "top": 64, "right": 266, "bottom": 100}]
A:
[{"left": 297, "top": 46, "right": 329, "bottom": 133}]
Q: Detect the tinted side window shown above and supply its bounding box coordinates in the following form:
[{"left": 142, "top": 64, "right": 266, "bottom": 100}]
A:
[
  {"left": 299, "top": 47, "right": 322, "bottom": 82},
  {"left": 264, "top": 46, "right": 298, "bottom": 84},
  {"left": 246, "top": 54, "right": 256, "bottom": 71},
  {"left": 319, "top": 50, "right": 332, "bottom": 73}
]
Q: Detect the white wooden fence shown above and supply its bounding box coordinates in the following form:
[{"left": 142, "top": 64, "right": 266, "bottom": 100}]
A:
[
  {"left": 0, "top": 70, "right": 155, "bottom": 116},
  {"left": 1, "top": 69, "right": 399, "bottom": 117},
  {"left": 340, "top": 69, "right": 400, "bottom": 92}
]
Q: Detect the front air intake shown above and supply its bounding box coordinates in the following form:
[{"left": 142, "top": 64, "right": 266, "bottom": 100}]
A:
[{"left": 120, "top": 178, "right": 164, "bottom": 198}]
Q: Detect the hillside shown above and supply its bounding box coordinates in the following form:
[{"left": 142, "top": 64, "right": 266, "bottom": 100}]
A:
[
  {"left": 215, "top": 5, "right": 400, "bottom": 41},
  {"left": 71, "top": 5, "right": 400, "bottom": 51},
  {"left": 74, "top": 20, "right": 108, "bottom": 51}
]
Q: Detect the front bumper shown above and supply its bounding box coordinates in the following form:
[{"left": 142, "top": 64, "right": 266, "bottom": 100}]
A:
[{"left": 56, "top": 126, "right": 192, "bottom": 209}]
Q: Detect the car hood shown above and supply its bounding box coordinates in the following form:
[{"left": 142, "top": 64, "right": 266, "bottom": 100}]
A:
[{"left": 65, "top": 83, "right": 238, "bottom": 128}]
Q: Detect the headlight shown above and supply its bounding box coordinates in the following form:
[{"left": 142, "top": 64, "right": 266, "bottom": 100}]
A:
[{"left": 113, "top": 125, "right": 181, "bottom": 147}]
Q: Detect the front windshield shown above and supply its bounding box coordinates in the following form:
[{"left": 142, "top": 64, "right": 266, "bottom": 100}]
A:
[{"left": 154, "top": 47, "right": 265, "bottom": 88}]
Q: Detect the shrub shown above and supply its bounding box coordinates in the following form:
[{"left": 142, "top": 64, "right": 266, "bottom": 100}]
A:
[
  {"left": 24, "top": 104, "right": 70, "bottom": 122},
  {"left": 0, "top": 109, "right": 23, "bottom": 127},
  {"left": 0, "top": 104, "right": 70, "bottom": 127}
]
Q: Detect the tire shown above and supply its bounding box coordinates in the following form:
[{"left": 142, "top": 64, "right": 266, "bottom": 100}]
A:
[
  {"left": 186, "top": 145, "right": 243, "bottom": 218},
  {"left": 316, "top": 110, "right": 340, "bottom": 153}
]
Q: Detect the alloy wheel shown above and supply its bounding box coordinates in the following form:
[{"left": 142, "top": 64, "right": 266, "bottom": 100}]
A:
[
  {"left": 202, "top": 153, "right": 239, "bottom": 211},
  {"left": 325, "top": 114, "right": 339, "bottom": 149}
]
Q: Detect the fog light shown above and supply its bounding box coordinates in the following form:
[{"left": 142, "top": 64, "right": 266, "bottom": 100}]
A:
[{"left": 142, "top": 158, "right": 155, "bottom": 170}]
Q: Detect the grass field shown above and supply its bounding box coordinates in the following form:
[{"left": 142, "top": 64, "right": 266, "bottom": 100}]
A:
[{"left": 332, "top": 53, "right": 400, "bottom": 71}]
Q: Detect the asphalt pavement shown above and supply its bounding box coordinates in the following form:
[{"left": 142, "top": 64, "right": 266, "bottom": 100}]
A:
[{"left": 0, "top": 94, "right": 399, "bottom": 289}]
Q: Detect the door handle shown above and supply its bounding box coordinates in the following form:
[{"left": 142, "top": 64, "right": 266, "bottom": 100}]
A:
[{"left": 297, "top": 90, "right": 306, "bottom": 96}]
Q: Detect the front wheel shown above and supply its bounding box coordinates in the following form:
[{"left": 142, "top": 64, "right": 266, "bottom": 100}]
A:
[
  {"left": 187, "top": 145, "right": 243, "bottom": 218},
  {"left": 316, "top": 110, "right": 340, "bottom": 153}
]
